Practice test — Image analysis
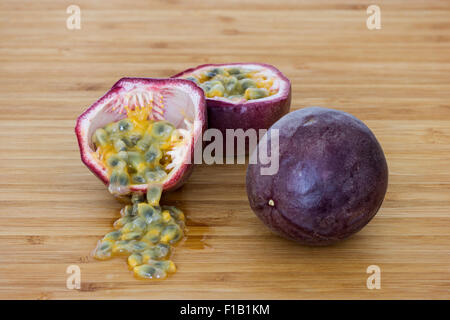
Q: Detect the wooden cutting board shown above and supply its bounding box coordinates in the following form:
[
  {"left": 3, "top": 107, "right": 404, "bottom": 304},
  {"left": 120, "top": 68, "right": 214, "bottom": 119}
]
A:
[{"left": 0, "top": 0, "right": 448, "bottom": 299}]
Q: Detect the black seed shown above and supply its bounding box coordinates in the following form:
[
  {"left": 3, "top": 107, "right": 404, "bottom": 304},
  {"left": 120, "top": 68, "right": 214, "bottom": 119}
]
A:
[
  {"left": 227, "top": 68, "right": 241, "bottom": 75},
  {"left": 225, "top": 76, "right": 238, "bottom": 90},
  {"left": 121, "top": 205, "right": 134, "bottom": 217},
  {"left": 152, "top": 122, "right": 174, "bottom": 140},
  {"left": 185, "top": 76, "right": 197, "bottom": 83},
  {"left": 131, "top": 193, "right": 145, "bottom": 204},
  {"left": 130, "top": 134, "right": 141, "bottom": 145},
  {"left": 132, "top": 203, "right": 139, "bottom": 216},
  {"left": 121, "top": 137, "right": 133, "bottom": 148},
  {"left": 239, "top": 79, "right": 256, "bottom": 91},
  {"left": 141, "top": 206, "right": 154, "bottom": 219},
  {"left": 132, "top": 175, "right": 146, "bottom": 184},
  {"left": 145, "top": 152, "right": 156, "bottom": 162},
  {"left": 206, "top": 68, "right": 220, "bottom": 78},
  {"left": 122, "top": 232, "right": 141, "bottom": 241},
  {"left": 201, "top": 83, "right": 211, "bottom": 92},
  {"left": 145, "top": 146, "right": 161, "bottom": 163},
  {"left": 110, "top": 172, "right": 119, "bottom": 184},
  {"left": 157, "top": 243, "right": 170, "bottom": 254},
  {"left": 104, "top": 230, "right": 121, "bottom": 241},
  {"left": 107, "top": 156, "right": 121, "bottom": 167},
  {"left": 142, "top": 266, "right": 156, "bottom": 277},
  {"left": 118, "top": 173, "right": 129, "bottom": 186},
  {"left": 99, "top": 242, "right": 111, "bottom": 251},
  {"left": 133, "top": 242, "right": 148, "bottom": 251},
  {"left": 162, "top": 224, "right": 182, "bottom": 243},
  {"left": 118, "top": 119, "right": 131, "bottom": 131},
  {"left": 147, "top": 235, "right": 160, "bottom": 244}
]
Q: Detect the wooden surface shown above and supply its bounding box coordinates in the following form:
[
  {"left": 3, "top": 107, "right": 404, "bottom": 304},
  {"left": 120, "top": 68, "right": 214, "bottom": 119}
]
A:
[{"left": 0, "top": 0, "right": 449, "bottom": 300}]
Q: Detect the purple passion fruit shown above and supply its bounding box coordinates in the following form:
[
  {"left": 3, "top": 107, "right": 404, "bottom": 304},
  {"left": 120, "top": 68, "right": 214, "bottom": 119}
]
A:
[
  {"left": 246, "top": 107, "right": 388, "bottom": 246},
  {"left": 173, "top": 63, "right": 291, "bottom": 153},
  {"left": 75, "top": 78, "right": 207, "bottom": 196}
]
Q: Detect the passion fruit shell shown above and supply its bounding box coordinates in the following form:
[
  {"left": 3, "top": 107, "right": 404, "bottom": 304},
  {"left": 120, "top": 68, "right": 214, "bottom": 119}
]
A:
[
  {"left": 173, "top": 63, "right": 291, "bottom": 154},
  {"left": 246, "top": 107, "right": 388, "bottom": 246},
  {"left": 75, "top": 77, "right": 207, "bottom": 195}
]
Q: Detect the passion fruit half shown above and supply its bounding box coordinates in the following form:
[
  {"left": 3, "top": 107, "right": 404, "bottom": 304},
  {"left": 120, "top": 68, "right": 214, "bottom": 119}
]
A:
[
  {"left": 173, "top": 63, "right": 291, "bottom": 154},
  {"left": 246, "top": 107, "right": 388, "bottom": 246},
  {"left": 75, "top": 78, "right": 207, "bottom": 196}
]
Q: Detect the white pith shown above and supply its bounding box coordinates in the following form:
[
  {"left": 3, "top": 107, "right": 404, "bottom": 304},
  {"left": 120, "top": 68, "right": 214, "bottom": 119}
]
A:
[
  {"left": 182, "top": 64, "right": 289, "bottom": 104},
  {"left": 78, "top": 80, "right": 202, "bottom": 195}
]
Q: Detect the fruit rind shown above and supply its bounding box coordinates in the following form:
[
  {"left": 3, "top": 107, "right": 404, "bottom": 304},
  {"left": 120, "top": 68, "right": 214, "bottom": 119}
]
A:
[
  {"left": 75, "top": 77, "right": 207, "bottom": 194},
  {"left": 173, "top": 63, "right": 291, "bottom": 153},
  {"left": 246, "top": 107, "right": 388, "bottom": 246}
]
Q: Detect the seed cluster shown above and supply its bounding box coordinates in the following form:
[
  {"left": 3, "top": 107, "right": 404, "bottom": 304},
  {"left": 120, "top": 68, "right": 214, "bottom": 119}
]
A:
[
  {"left": 93, "top": 117, "right": 183, "bottom": 194},
  {"left": 93, "top": 187, "right": 185, "bottom": 280},
  {"left": 184, "top": 67, "right": 277, "bottom": 101}
]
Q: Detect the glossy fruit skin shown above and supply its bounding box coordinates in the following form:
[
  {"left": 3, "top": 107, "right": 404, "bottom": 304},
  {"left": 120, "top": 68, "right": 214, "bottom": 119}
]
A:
[
  {"left": 75, "top": 77, "right": 207, "bottom": 195},
  {"left": 246, "top": 107, "right": 388, "bottom": 246},
  {"left": 173, "top": 63, "right": 291, "bottom": 154}
]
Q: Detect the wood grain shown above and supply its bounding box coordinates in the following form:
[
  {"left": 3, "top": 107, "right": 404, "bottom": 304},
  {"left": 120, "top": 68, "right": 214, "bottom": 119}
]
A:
[{"left": 0, "top": 0, "right": 449, "bottom": 299}]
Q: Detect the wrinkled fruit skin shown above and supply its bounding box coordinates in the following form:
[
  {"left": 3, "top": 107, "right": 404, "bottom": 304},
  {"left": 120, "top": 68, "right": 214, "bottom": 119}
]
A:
[
  {"left": 173, "top": 63, "right": 291, "bottom": 154},
  {"left": 246, "top": 107, "right": 388, "bottom": 246}
]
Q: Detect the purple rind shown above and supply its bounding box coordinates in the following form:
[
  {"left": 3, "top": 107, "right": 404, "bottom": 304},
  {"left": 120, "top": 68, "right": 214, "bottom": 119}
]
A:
[
  {"left": 173, "top": 63, "right": 291, "bottom": 153},
  {"left": 246, "top": 107, "right": 388, "bottom": 246}
]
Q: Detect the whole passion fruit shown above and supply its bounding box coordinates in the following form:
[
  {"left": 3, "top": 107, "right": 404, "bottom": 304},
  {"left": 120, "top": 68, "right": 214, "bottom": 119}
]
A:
[
  {"left": 246, "top": 107, "right": 388, "bottom": 246},
  {"left": 75, "top": 78, "right": 207, "bottom": 196},
  {"left": 173, "top": 63, "right": 291, "bottom": 154}
]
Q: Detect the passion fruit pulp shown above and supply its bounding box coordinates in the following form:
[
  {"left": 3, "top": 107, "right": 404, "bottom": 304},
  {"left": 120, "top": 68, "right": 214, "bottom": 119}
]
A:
[
  {"left": 246, "top": 107, "right": 388, "bottom": 246},
  {"left": 93, "top": 185, "right": 185, "bottom": 280},
  {"left": 173, "top": 63, "right": 291, "bottom": 154},
  {"left": 75, "top": 77, "right": 207, "bottom": 196}
]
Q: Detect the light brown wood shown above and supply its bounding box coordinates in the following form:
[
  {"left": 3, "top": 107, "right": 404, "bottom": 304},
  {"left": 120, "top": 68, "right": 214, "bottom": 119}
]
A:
[{"left": 0, "top": 0, "right": 449, "bottom": 299}]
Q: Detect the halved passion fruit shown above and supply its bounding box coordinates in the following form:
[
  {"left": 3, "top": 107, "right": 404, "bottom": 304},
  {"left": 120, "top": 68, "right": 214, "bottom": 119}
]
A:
[
  {"left": 173, "top": 63, "right": 291, "bottom": 153},
  {"left": 75, "top": 78, "right": 207, "bottom": 196}
]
